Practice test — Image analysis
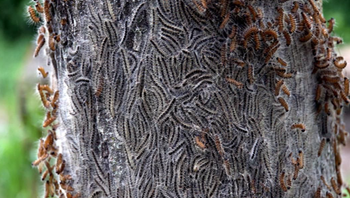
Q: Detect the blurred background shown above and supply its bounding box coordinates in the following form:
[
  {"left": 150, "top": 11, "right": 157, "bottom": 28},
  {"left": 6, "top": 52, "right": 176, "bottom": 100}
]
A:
[{"left": 0, "top": 0, "right": 349, "bottom": 197}]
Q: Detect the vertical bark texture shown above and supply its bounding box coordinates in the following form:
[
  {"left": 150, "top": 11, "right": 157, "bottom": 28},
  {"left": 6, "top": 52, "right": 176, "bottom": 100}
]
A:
[{"left": 32, "top": 0, "right": 349, "bottom": 197}]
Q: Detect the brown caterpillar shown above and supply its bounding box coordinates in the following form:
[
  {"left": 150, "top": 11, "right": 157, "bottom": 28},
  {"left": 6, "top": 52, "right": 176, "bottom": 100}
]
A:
[
  {"left": 60, "top": 18, "right": 67, "bottom": 26},
  {"left": 248, "top": 64, "right": 254, "bottom": 84},
  {"left": 95, "top": 78, "right": 104, "bottom": 97},
  {"left": 318, "top": 138, "right": 326, "bottom": 157},
  {"left": 265, "top": 44, "right": 280, "bottom": 63},
  {"left": 333, "top": 56, "right": 347, "bottom": 69},
  {"left": 44, "top": 0, "right": 52, "bottom": 22},
  {"left": 315, "top": 186, "right": 321, "bottom": 198},
  {"left": 49, "top": 34, "right": 56, "bottom": 51},
  {"left": 325, "top": 191, "right": 334, "bottom": 198},
  {"left": 321, "top": 76, "right": 340, "bottom": 84},
  {"left": 291, "top": 123, "right": 306, "bottom": 132},
  {"left": 299, "top": 30, "right": 313, "bottom": 42},
  {"left": 331, "top": 37, "right": 343, "bottom": 45},
  {"left": 275, "top": 80, "right": 284, "bottom": 96},
  {"left": 248, "top": 5, "right": 257, "bottom": 21},
  {"left": 32, "top": 151, "right": 48, "bottom": 167},
  {"left": 344, "top": 77, "right": 349, "bottom": 96},
  {"left": 264, "top": 29, "right": 278, "bottom": 40},
  {"left": 340, "top": 91, "right": 350, "bottom": 104},
  {"left": 315, "top": 84, "right": 322, "bottom": 101},
  {"left": 254, "top": 33, "right": 260, "bottom": 50},
  {"left": 298, "top": 150, "right": 304, "bottom": 169},
  {"left": 192, "top": 0, "right": 205, "bottom": 12},
  {"left": 315, "top": 60, "right": 330, "bottom": 69},
  {"left": 220, "top": 0, "right": 228, "bottom": 17},
  {"left": 289, "top": 14, "right": 296, "bottom": 33},
  {"left": 291, "top": 2, "right": 299, "bottom": 13},
  {"left": 320, "top": 175, "right": 332, "bottom": 190},
  {"left": 219, "top": 12, "right": 230, "bottom": 29},
  {"left": 226, "top": 77, "right": 243, "bottom": 88},
  {"left": 230, "top": 37, "right": 236, "bottom": 52},
  {"left": 233, "top": 59, "right": 245, "bottom": 67},
  {"left": 280, "top": 171, "right": 288, "bottom": 192},
  {"left": 326, "top": 48, "right": 332, "bottom": 61},
  {"left": 56, "top": 155, "right": 66, "bottom": 175},
  {"left": 330, "top": 177, "right": 341, "bottom": 195},
  {"left": 277, "top": 57, "right": 287, "bottom": 66},
  {"left": 328, "top": 18, "right": 335, "bottom": 34},
  {"left": 34, "top": 34, "right": 45, "bottom": 57},
  {"left": 283, "top": 30, "right": 292, "bottom": 46},
  {"left": 308, "top": 0, "right": 319, "bottom": 13},
  {"left": 281, "top": 84, "right": 291, "bottom": 97},
  {"left": 232, "top": 0, "right": 244, "bottom": 6},
  {"left": 277, "top": 7, "right": 284, "bottom": 32},
  {"left": 293, "top": 163, "right": 299, "bottom": 180},
  {"left": 214, "top": 135, "right": 224, "bottom": 157},
  {"left": 276, "top": 71, "right": 293, "bottom": 78},
  {"left": 44, "top": 180, "right": 54, "bottom": 198},
  {"left": 278, "top": 97, "right": 289, "bottom": 111},
  {"left": 195, "top": 136, "right": 206, "bottom": 149},
  {"left": 286, "top": 174, "right": 292, "bottom": 189},
  {"left": 51, "top": 91, "right": 59, "bottom": 108},
  {"left": 201, "top": 0, "right": 207, "bottom": 9},
  {"left": 41, "top": 165, "right": 50, "bottom": 181},
  {"left": 243, "top": 26, "right": 259, "bottom": 48},
  {"left": 54, "top": 34, "right": 61, "bottom": 42},
  {"left": 43, "top": 112, "right": 56, "bottom": 127},
  {"left": 35, "top": 0, "right": 44, "bottom": 13},
  {"left": 301, "top": 12, "right": 312, "bottom": 30},
  {"left": 321, "top": 27, "right": 329, "bottom": 38},
  {"left": 60, "top": 182, "right": 74, "bottom": 191},
  {"left": 229, "top": 25, "right": 236, "bottom": 39},
  {"left": 38, "top": 67, "right": 48, "bottom": 78},
  {"left": 40, "top": 84, "right": 54, "bottom": 95},
  {"left": 43, "top": 132, "right": 54, "bottom": 151},
  {"left": 336, "top": 169, "right": 342, "bottom": 186},
  {"left": 333, "top": 140, "right": 342, "bottom": 167},
  {"left": 37, "top": 83, "right": 50, "bottom": 108},
  {"left": 28, "top": 6, "right": 40, "bottom": 23},
  {"left": 66, "top": 193, "right": 81, "bottom": 198}
]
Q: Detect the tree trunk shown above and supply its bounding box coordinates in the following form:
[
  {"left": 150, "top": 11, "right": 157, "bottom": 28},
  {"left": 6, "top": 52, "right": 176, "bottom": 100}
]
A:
[{"left": 32, "top": 0, "right": 348, "bottom": 197}]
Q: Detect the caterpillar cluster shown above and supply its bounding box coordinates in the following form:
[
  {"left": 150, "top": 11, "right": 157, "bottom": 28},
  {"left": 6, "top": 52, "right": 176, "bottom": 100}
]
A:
[
  {"left": 302, "top": 0, "right": 349, "bottom": 196},
  {"left": 191, "top": 0, "right": 349, "bottom": 196},
  {"left": 192, "top": 0, "right": 298, "bottom": 111},
  {"left": 28, "top": 0, "right": 350, "bottom": 197},
  {"left": 29, "top": 0, "right": 79, "bottom": 197},
  {"left": 34, "top": 61, "right": 79, "bottom": 198},
  {"left": 29, "top": 0, "right": 59, "bottom": 57}
]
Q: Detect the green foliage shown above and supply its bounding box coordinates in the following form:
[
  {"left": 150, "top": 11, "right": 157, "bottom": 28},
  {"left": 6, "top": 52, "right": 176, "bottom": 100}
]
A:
[
  {"left": 323, "top": 0, "right": 350, "bottom": 44},
  {"left": 0, "top": 36, "right": 29, "bottom": 103},
  {"left": 0, "top": 35, "right": 42, "bottom": 198},
  {"left": 0, "top": 0, "right": 36, "bottom": 40}
]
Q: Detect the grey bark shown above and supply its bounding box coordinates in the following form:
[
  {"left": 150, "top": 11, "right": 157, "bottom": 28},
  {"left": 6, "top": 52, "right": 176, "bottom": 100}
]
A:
[{"left": 37, "top": 0, "right": 347, "bottom": 197}]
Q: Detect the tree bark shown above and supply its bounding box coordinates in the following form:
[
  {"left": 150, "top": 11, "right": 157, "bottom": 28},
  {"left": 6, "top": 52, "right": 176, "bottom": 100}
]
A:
[{"left": 33, "top": 0, "right": 348, "bottom": 197}]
